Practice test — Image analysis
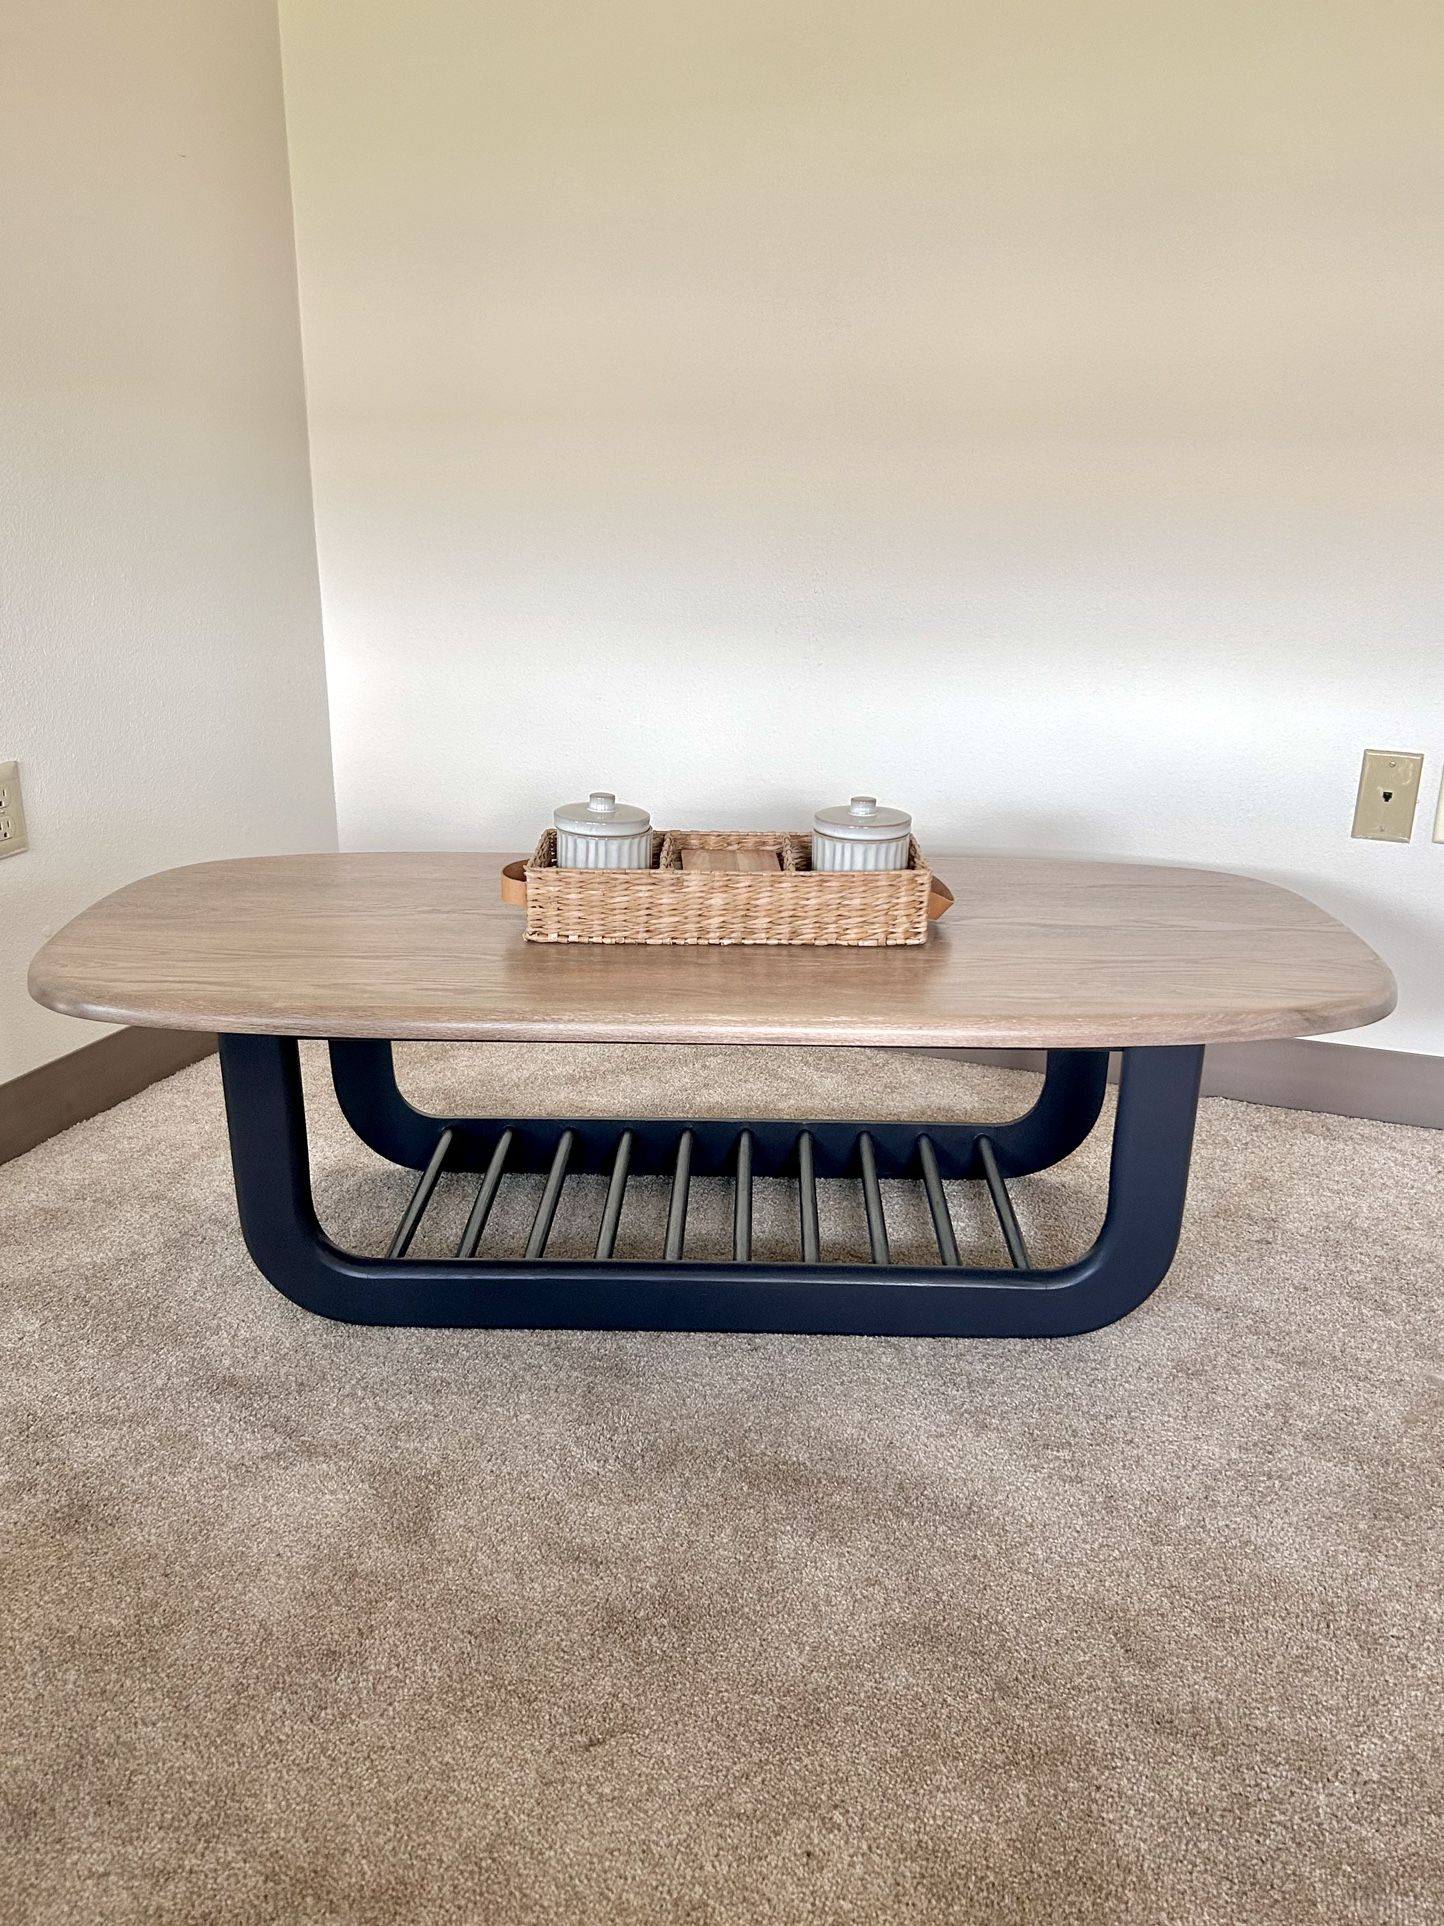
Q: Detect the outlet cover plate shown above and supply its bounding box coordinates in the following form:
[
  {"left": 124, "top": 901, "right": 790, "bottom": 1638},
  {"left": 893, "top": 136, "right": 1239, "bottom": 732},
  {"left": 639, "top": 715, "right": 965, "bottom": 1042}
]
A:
[
  {"left": 0, "top": 759, "right": 29, "bottom": 858},
  {"left": 1352, "top": 749, "right": 1424, "bottom": 843}
]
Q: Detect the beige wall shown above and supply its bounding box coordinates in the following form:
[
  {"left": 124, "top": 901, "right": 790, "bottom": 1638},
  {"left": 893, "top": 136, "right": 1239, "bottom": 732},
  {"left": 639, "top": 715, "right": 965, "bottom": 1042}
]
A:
[
  {"left": 279, "top": 0, "right": 1443, "bottom": 1050},
  {"left": 1, "top": 0, "right": 336, "bottom": 1081}
]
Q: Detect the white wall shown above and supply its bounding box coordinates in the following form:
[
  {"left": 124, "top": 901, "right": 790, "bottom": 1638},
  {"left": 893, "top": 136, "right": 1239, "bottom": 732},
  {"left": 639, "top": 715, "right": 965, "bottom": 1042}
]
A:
[
  {"left": 282, "top": 0, "right": 1444, "bottom": 1050},
  {"left": 1, "top": 0, "right": 337, "bottom": 1081}
]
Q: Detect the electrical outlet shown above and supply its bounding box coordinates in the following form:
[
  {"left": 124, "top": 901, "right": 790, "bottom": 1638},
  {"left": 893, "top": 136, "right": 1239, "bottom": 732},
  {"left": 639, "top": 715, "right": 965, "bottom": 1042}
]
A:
[
  {"left": 0, "top": 760, "right": 29, "bottom": 858},
  {"left": 1351, "top": 749, "right": 1423, "bottom": 843}
]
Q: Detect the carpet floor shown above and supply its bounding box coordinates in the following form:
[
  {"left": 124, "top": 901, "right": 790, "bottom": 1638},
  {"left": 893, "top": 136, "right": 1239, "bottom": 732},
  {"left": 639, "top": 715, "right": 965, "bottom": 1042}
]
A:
[{"left": 1, "top": 1043, "right": 1441, "bottom": 1926}]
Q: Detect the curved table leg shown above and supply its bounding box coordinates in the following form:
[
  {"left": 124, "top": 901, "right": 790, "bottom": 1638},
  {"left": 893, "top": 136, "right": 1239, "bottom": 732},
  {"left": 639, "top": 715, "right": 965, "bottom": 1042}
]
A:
[
  {"left": 327, "top": 1039, "right": 1110, "bottom": 1180},
  {"left": 220, "top": 1034, "right": 1201, "bottom": 1338}
]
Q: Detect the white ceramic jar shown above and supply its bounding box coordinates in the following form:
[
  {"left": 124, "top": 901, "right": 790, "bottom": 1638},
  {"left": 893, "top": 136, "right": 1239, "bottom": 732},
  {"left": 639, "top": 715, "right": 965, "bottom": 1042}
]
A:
[
  {"left": 811, "top": 795, "right": 913, "bottom": 871},
  {"left": 553, "top": 791, "right": 653, "bottom": 869}
]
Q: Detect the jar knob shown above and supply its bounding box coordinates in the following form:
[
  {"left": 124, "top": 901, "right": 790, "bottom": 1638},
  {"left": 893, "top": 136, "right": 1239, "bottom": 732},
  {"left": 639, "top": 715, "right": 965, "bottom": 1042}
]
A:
[
  {"left": 588, "top": 791, "right": 616, "bottom": 813},
  {"left": 849, "top": 795, "right": 879, "bottom": 818}
]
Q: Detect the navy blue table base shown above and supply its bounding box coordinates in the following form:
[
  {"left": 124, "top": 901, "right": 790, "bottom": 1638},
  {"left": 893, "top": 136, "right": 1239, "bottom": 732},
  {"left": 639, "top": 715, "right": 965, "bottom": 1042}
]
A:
[{"left": 215, "top": 1035, "right": 1203, "bottom": 1338}]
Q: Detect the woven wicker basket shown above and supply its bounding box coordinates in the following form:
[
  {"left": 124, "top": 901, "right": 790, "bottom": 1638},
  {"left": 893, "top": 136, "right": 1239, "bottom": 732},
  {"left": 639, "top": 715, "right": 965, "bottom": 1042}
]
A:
[{"left": 503, "top": 829, "right": 950, "bottom": 945}]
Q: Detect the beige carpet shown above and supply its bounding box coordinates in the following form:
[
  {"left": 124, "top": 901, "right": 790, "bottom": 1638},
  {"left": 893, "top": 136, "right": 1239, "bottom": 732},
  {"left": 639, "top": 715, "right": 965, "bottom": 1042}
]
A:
[{"left": 2, "top": 1043, "right": 1441, "bottom": 1926}]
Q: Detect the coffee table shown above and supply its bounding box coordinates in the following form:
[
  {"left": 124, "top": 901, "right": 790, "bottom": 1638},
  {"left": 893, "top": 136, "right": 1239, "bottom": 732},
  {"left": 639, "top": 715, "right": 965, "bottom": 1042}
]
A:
[{"left": 29, "top": 853, "right": 1394, "bottom": 1338}]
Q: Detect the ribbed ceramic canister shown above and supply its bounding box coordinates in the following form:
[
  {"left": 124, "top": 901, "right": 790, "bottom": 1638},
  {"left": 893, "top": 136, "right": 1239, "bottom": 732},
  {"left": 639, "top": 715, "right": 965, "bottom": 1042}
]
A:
[
  {"left": 811, "top": 795, "right": 913, "bottom": 871},
  {"left": 553, "top": 791, "right": 653, "bottom": 869}
]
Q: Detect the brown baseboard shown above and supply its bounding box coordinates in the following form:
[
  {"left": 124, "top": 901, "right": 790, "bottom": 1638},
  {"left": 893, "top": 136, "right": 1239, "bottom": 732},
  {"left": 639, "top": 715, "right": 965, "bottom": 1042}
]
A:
[
  {"left": 1201, "top": 1040, "right": 1444, "bottom": 1129},
  {"left": 3, "top": 1030, "right": 1438, "bottom": 1171},
  {"left": 0, "top": 1027, "right": 217, "bottom": 1165},
  {"left": 942, "top": 1041, "right": 1444, "bottom": 1130}
]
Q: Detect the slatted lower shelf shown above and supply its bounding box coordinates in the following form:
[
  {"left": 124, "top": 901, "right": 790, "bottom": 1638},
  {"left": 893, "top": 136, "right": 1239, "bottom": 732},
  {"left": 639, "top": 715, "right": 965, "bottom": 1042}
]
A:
[{"left": 383, "top": 1121, "right": 1032, "bottom": 1271}]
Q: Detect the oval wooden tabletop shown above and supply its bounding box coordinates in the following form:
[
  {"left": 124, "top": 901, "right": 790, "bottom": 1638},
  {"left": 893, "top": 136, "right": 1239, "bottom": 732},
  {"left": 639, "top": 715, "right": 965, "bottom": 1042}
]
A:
[{"left": 29, "top": 852, "right": 1394, "bottom": 1050}]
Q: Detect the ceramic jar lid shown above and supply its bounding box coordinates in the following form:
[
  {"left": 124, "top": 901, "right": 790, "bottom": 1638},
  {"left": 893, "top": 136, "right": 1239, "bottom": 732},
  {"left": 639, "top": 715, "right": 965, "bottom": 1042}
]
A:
[
  {"left": 812, "top": 795, "right": 912, "bottom": 841},
  {"left": 553, "top": 791, "right": 652, "bottom": 837}
]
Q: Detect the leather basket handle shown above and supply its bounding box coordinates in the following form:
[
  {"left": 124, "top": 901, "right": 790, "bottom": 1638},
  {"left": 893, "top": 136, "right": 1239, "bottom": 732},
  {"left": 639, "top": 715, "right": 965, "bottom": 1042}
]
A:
[{"left": 927, "top": 875, "right": 955, "bottom": 921}]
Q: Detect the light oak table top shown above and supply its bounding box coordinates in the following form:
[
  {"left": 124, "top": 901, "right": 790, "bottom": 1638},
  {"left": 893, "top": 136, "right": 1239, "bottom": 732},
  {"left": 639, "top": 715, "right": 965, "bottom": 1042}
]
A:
[{"left": 28, "top": 853, "right": 1395, "bottom": 1051}]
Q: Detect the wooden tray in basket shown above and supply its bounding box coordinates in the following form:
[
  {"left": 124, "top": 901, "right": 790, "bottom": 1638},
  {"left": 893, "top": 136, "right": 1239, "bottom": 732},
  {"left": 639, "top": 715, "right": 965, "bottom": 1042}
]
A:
[{"left": 500, "top": 829, "right": 954, "bottom": 946}]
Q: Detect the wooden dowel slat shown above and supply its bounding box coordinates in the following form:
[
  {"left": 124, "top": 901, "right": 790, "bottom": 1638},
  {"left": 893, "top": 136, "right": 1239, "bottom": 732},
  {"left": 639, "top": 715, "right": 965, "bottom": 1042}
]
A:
[
  {"left": 524, "top": 1130, "right": 574, "bottom": 1259},
  {"left": 858, "top": 1132, "right": 890, "bottom": 1266},
  {"left": 387, "top": 1128, "right": 455, "bottom": 1259},
  {"left": 456, "top": 1128, "right": 514, "bottom": 1258},
  {"left": 917, "top": 1134, "right": 960, "bottom": 1267},
  {"left": 977, "top": 1134, "right": 1030, "bottom": 1269},
  {"left": 798, "top": 1131, "right": 820, "bottom": 1264},
  {"left": 733, "top": 1130, "right": 753, "bottom": 1262},
  {"left": 595, "top": 1130, "right": 634, "bottom": 1260},
  {"left": 664, "top": 1130, "right": 694, "bottom": 1261}
]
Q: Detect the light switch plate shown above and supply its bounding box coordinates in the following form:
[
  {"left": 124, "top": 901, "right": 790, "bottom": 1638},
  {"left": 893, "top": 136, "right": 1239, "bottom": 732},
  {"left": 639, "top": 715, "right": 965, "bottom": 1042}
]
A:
[
  {"left": 1352, "top": 749, "right": 1423, "bottom": 842},
  {"left": 0, "top": 760, "right": 28, "bottom": 858}
]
